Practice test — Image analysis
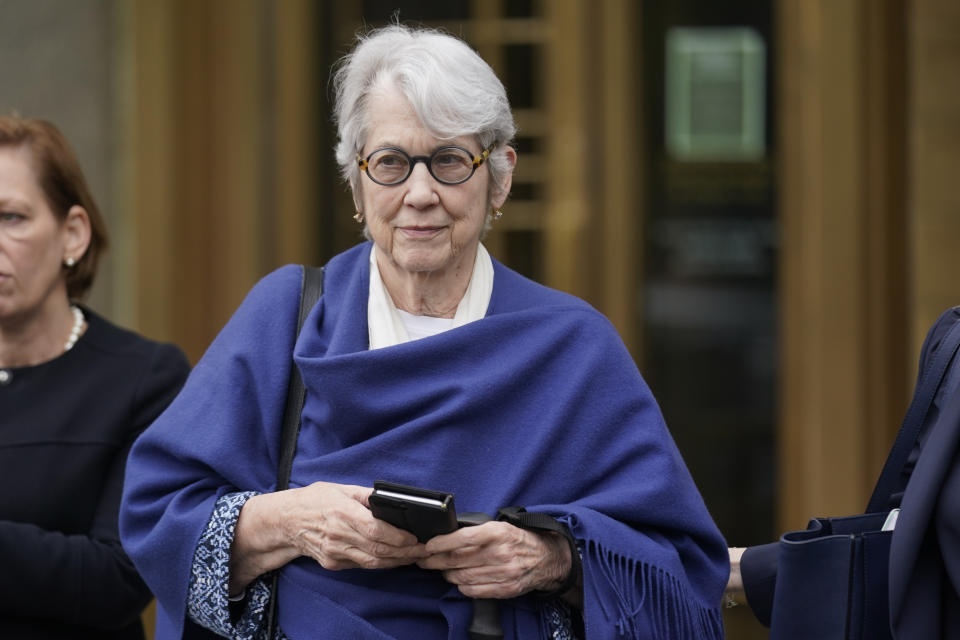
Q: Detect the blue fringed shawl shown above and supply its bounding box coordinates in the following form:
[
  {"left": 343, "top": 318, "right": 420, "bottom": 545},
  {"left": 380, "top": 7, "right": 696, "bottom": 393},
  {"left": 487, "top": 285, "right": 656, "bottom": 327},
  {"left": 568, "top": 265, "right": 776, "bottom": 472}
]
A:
[{"left": 121, "top": 243, "right": 728, "bottom": 639}]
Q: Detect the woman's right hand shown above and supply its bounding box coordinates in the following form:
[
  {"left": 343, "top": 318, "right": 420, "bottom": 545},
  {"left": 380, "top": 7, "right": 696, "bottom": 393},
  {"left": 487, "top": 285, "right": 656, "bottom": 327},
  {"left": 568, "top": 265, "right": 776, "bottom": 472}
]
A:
[{"left": 228, "top": 481, "right": 427, "bottom": 597}]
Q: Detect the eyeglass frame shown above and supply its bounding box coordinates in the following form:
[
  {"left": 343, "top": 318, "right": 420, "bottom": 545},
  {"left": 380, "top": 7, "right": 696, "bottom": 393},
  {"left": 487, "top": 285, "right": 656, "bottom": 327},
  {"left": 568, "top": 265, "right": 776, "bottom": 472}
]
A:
[{"left": 356, "top": 141, "right": 496, "bottom": 186}]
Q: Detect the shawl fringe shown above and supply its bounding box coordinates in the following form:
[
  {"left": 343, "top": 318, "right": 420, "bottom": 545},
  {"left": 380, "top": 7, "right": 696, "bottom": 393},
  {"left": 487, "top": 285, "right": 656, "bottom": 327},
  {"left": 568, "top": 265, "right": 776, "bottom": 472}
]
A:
[{"left": 586, "top": 540, "right": 724, "bottom": 639}]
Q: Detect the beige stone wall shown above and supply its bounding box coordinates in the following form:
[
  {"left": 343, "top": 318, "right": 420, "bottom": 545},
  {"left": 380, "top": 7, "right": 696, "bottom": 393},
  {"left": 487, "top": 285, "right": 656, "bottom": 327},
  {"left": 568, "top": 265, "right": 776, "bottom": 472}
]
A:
[
  {"left": 0, "top": 0, "right": 118, "bottom": 317},
  {"left": 909, "top": 0, "right": 960, "bottom": 355},
  {"left": 775, "top": 0, "right": 960, "bottom": 532}
]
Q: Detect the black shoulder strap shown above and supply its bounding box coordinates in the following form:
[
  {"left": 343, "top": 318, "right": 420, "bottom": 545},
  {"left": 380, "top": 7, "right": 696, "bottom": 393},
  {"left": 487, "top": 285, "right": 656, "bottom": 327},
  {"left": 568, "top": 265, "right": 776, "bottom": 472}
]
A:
[
  {"left": 867, "top": 313, "right": 960, "bottom": 512},
  {"left": 267, "top": 264, "right": 323, "bottom": 638},
  {"left": 276, "top": 265, "right": 325, "bottom": 492}
]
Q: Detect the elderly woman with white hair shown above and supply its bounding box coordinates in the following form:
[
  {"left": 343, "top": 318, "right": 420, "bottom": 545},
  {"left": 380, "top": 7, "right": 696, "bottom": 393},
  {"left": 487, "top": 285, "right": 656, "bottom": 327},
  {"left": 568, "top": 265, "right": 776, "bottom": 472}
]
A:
[{"left": 120, "top": 24, "right": 728, "bottom": 640}]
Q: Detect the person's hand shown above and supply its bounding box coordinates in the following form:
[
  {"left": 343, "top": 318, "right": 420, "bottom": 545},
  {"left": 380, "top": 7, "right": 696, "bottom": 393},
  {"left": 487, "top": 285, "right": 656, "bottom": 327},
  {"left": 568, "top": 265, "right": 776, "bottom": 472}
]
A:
[
  {"left": 229, "top": 481, "right": 427, "bottom": 595},
  {"left": 726, "top": 546, "right": 746, "bottom": 594},
  {"left": 286, "top": 481, "right": 429, "bottom": 570},
  {"left": 724, "top": 546, "right": 747, "bottom": 608},
  {"left": 416, "top": 521, "right": 573, "bottom": 600}
]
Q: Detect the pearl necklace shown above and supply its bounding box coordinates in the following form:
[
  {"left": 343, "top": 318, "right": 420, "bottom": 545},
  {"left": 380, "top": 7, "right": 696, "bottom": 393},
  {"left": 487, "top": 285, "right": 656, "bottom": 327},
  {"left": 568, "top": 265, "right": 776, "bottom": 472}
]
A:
[{"left": 64, "top": 305, "right": 84, "bottom": 352}]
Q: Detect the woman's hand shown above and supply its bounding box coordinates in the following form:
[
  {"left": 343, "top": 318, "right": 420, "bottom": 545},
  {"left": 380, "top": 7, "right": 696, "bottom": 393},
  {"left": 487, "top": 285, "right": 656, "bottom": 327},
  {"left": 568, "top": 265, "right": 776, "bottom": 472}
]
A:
[
  {"left": 724, "top": 547, "right": 747, "bottom": 608},
  {"left": 417, "top": 521, "right": 580, "bottom": 605},
  {"left": 726, "top": 547, "right": 746, "bottom": 593},
  {"left": 229, "top": 481, "right": 427, "bottom": 596}
]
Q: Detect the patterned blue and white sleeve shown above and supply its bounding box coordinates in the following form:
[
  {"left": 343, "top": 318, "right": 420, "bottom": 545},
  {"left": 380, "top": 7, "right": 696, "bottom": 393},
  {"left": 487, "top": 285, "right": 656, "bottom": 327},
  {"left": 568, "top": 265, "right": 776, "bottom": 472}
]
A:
[{"left": 187, "top": 491, "right": 279, "bottom": 640}]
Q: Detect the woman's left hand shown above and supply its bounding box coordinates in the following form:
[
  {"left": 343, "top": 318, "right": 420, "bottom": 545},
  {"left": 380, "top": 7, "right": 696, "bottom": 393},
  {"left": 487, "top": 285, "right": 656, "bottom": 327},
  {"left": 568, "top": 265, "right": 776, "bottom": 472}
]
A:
[{"left": 417, "top": 521, "right": 572, "bottom": 599}]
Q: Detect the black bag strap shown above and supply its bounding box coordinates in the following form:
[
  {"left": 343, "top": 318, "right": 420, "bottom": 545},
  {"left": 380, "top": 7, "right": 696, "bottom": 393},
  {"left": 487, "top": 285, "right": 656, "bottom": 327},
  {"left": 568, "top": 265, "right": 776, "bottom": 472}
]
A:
[
  {"left": 867, "top": 313, "right": 960, "bottom": 513},
  {"left": 266, "top": 264, "right": 324, "bottom": 638},
  {"left": 275, "top": 265, "right": 325, "bottom": 492}
]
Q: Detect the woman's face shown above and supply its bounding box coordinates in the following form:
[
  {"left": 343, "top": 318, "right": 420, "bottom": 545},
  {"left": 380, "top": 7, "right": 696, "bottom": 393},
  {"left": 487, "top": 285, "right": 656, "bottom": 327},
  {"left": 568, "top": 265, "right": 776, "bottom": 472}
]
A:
[
  {"left": 355, "top": 86, "right": 513, "bottom": 281},
  {"left": 0, "top": 146, "right": 76, "bottom": 321}
]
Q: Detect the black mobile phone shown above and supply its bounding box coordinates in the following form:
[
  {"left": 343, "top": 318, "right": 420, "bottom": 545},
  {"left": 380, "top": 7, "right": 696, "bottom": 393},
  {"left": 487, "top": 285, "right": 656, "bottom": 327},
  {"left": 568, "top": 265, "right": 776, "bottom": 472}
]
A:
[{"left": 369, "top": 480, "right": 458, "bottom": 543}]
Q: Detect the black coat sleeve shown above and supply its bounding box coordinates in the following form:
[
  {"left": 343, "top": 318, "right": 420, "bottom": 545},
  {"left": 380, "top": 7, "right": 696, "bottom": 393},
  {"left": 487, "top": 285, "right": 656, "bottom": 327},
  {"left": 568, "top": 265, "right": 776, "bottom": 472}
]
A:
[{"left": 0, "top": 341, "right": 189, "bottom": 628}]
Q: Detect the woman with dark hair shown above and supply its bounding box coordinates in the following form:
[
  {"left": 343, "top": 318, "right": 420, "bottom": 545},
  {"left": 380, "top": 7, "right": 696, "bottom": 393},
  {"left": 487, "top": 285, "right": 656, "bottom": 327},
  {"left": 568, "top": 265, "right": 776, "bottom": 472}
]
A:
[{"left": 0, "top": 115, "right": 190, "bottom": 638}]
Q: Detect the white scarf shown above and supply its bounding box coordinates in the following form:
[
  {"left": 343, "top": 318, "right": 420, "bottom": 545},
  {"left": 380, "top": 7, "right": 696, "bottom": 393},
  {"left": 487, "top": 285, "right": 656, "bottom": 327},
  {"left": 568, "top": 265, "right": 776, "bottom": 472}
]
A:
[{"left": 367, "top": 243, "right": 493, "bottom": 350}]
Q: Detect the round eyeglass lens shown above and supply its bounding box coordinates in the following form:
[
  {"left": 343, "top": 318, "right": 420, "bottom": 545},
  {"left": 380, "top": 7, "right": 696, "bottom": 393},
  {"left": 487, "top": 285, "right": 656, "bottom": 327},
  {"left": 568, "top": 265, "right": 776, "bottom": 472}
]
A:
[
  {"left": 430, "top": 148, "right": 474, "bottom": 183},
  {"left": 367, "top": 150, "right": 410, "bottom": 185}
]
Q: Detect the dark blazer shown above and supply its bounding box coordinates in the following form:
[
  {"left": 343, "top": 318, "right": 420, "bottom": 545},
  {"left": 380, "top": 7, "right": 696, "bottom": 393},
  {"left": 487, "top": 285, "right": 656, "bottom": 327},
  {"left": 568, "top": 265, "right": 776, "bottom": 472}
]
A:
[
  {"left": 741, "top": 306, "right": 960, "bottom": 637},
  {"left": 889, "top": 307, "right": 960, "bottom": 638},
  {"left": 0, "top": 309, "right": 189, "bottom": 638}
]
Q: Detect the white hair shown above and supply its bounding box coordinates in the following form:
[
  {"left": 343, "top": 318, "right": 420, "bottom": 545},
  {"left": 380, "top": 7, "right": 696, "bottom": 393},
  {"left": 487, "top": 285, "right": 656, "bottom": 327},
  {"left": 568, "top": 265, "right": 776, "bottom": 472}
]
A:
[{"left": 332, "top": 24, "right": 517, "bottom": 202}]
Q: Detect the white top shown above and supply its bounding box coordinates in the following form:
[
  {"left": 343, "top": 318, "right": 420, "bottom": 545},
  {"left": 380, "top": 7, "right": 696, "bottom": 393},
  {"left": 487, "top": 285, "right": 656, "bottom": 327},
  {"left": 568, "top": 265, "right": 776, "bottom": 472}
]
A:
[
  {"left": 367, "top": 243, "right": 493, "bottom": 349},
  {"left": 396, "top": 310, "right": 455, "bottom": 341}
]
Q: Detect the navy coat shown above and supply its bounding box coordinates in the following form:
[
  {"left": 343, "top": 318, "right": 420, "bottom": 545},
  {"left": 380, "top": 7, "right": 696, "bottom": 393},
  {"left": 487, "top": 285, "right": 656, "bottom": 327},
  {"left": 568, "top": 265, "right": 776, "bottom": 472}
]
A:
[
  {"left": 741, "top": 306, "right": 960, "bottom": 638},
  {"left": 889, "top": 306, "right": 960, "bottom": 638}
]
